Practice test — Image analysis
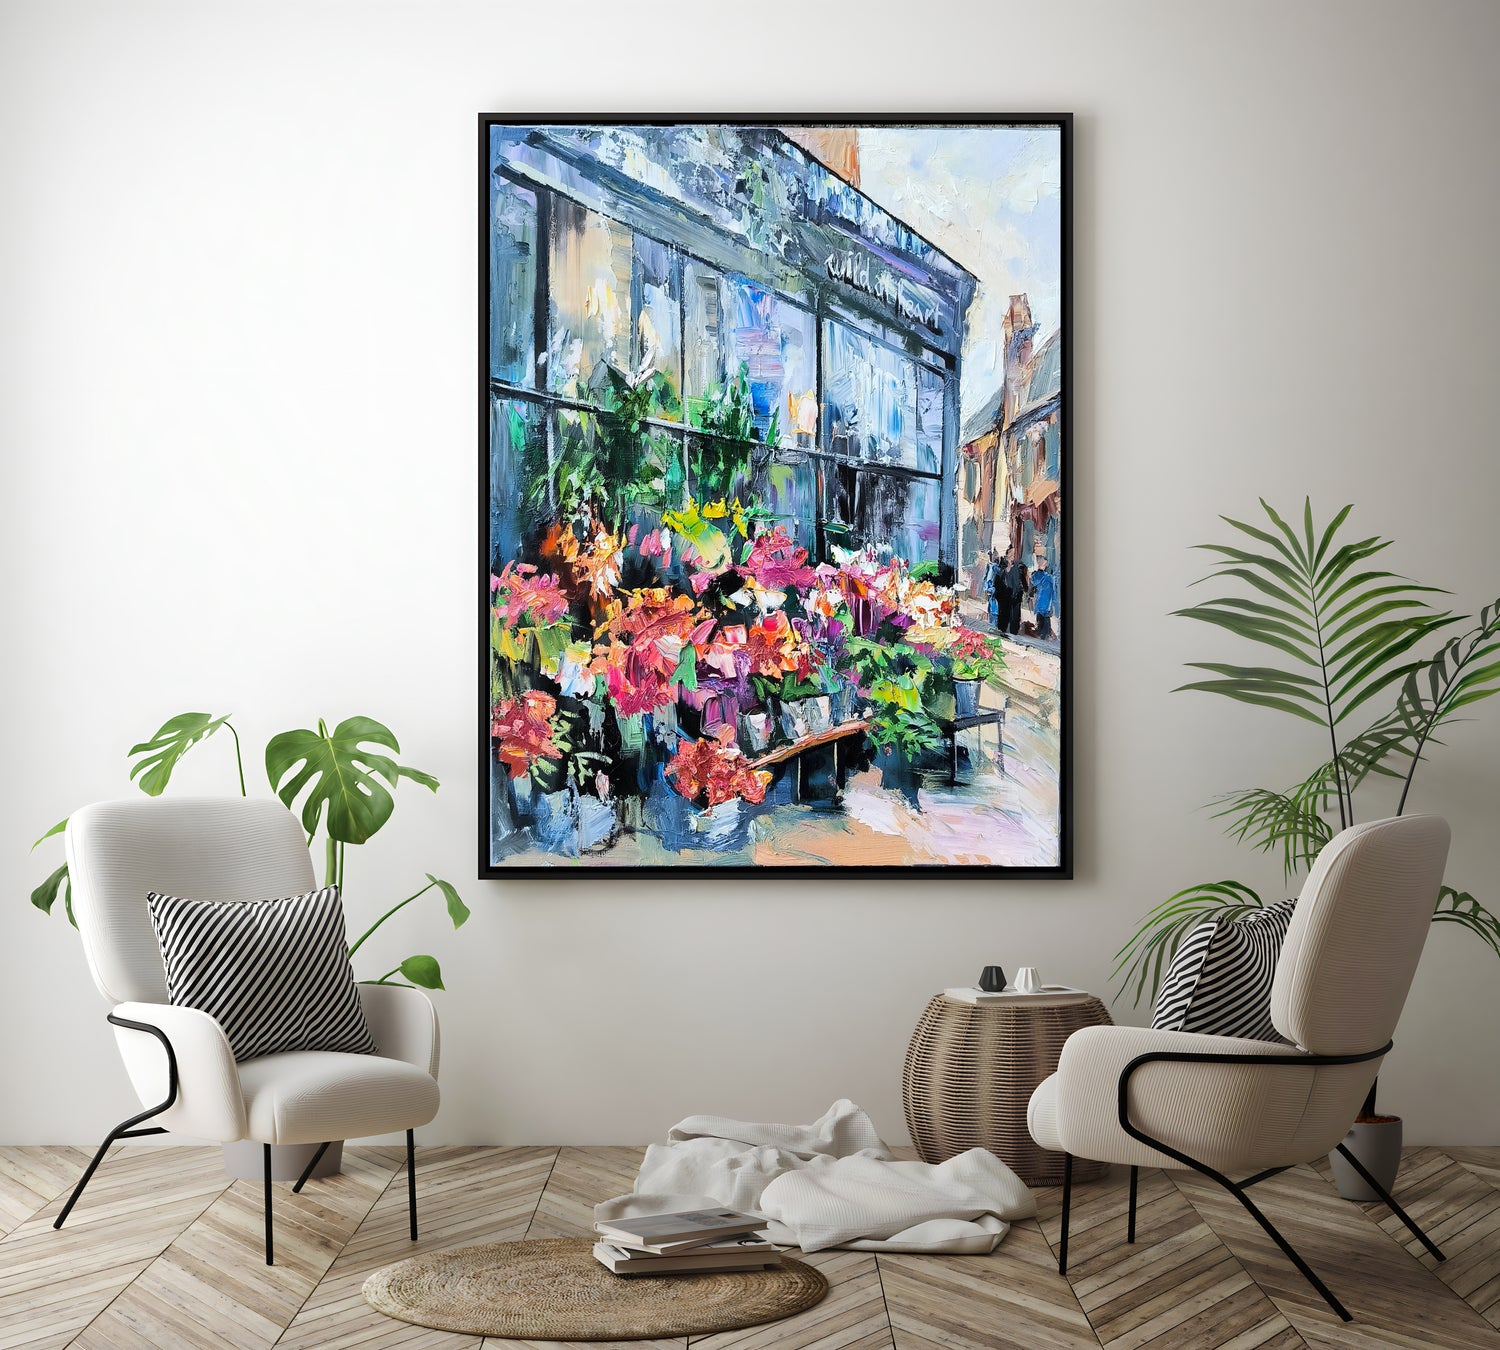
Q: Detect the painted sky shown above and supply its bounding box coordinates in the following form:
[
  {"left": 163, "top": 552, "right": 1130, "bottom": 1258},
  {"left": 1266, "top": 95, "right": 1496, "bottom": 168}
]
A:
[{"left": 852, "top": 126, "right": 1062, "bottom": 425}]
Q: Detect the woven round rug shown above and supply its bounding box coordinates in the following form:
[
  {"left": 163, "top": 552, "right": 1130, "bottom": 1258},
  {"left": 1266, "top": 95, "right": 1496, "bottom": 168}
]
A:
[{"left": 361, "top": 1236, "right": 827, "bottom": 1340}]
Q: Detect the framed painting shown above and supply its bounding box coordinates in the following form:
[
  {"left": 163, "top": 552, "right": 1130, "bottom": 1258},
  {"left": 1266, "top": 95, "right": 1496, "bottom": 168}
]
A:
[{"left": 479, "top": 115, "right": 1071, "bottom": 876}]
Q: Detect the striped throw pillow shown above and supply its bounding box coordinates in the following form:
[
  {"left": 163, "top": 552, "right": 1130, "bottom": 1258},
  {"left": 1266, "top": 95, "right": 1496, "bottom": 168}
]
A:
[
  {"left": 147, "top": 885, "right": 377, "bottom": 1062},
  {"left": 1151, "top": 899, "right": 1297, "bottom": 1041}
]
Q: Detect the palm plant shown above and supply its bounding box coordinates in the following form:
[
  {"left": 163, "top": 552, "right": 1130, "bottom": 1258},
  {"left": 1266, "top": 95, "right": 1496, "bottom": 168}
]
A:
[
  {"left": 1116, "top": 499, "right": 1500, "bottom": 1017},
  {"left": 30, "top": 711, "right": 468, "bottom": 991}
]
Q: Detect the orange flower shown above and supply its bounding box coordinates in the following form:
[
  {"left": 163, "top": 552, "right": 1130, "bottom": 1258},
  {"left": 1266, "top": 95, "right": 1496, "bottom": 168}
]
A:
[{"left": 743, "top": 611, "right": 803, "bottom": 677}]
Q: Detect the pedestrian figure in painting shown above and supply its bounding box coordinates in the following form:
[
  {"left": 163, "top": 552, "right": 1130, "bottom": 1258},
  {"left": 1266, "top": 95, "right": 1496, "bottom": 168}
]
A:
[
  {"left": 982, "top": 548, "right": 1003, "bottom": 628},
  {"left": 1031, "top": 558, "right": 1056, "bottom": 642},
  {"left": 1000, "top": 549, "right": 1029, "bottom": 635}
]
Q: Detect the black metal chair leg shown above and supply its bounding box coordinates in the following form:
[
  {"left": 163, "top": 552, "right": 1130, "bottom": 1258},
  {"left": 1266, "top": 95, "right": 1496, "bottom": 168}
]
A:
[
  {"left": 292, "top": 1141, "right": 333, "bottom": 1194},
  {"left": 1128, "top": 1165, "right": 1139, "bottom": 1242},
  {"left": 1335, "top": 1143, "right": 1445, "bottom": 1262},
  {"left": 54, "top": 1127, "right": 127, "bottom": 1230},
  {"left": 406, "top": 1129, "right": 418, "bottom": 1241},
  {"left": 1225, "top": 1181, "right": 1349, "bottom": 1321},
  {"left": 1058, "top": 1152, "right": 1072, "bottom": 1274},
  {"left": 264, "top": 1145, "right": 274, "bottom": 1266},
  {"left": 55, "top": 1014, "right": 180, "bottom": 1231}
]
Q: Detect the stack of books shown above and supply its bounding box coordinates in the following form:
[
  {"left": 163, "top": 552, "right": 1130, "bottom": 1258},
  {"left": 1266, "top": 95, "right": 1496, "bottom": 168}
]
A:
[{"left": 592, "top": 1208, "right": 777, "bottom": 1276}]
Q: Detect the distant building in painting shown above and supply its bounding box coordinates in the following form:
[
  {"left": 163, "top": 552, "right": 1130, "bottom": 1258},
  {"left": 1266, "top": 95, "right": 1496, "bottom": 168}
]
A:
[
  {"left": 958, "top": 293, "right": 1062, "bottom": 601},
  {"left": 487, "top": 123, "right": 976, "bottom": 575}
]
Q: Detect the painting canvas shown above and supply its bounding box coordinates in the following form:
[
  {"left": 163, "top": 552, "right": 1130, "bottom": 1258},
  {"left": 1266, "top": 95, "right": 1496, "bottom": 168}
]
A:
[{"left": 480, "top": 117, "right": 1069, "bottom": 875}]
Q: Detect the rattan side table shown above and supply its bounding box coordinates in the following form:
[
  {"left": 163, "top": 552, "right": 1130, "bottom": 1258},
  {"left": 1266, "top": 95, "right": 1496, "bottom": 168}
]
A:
[{"left": 902, "top": 988, "right": 1113, "bottom": 1185}]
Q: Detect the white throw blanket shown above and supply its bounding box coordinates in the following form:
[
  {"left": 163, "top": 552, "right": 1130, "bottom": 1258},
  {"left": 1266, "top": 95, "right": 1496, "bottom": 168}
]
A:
[{"left": 594, "top": 1100, "right": 1036, "bottom": 1254}]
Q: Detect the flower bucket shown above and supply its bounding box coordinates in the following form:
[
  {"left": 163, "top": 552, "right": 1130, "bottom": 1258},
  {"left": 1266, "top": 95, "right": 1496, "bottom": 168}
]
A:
[
  {"left": 827, "top": 682, "right": 855, "bottom": 725},
  {"left": 646, "top": 774, "right": 750, "bottom": 854},
  {"left": 740, "top": 711, "right": 773, "bottom": 753},
  {"left": 689, "top": 797, "right": 747, "bottom": 849},
  {"left": 955, "top": 678, "right": 982, "bottom": 717},
  {"left": 778, "top": 697, "right": 832, "bottom": 740},
  {"left": 803, "top": 696, "right": 833, "bottom": 736},
  {"left": 507, "top": 777, "right": 617, "bottom": 857},
  {"left": 616, "top": 712, "right": 646, "bottom": 754}
]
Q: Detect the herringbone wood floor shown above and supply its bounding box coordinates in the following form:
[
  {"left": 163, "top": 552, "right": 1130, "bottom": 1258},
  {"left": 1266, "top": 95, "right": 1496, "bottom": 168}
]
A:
[{"left": 2, "top": 1144, "right": 1499, "bottom": 1348}]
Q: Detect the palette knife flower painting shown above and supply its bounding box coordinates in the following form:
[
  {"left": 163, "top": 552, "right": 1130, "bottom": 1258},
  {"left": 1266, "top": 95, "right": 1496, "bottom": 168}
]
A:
[{"left": 480, "top": 117, "right": 1069, "bottom": 875}]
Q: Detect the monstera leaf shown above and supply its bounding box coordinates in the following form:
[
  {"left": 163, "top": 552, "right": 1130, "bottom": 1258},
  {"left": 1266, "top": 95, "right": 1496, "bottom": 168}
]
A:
[
  {"left": 128, "top": 712, "right": 230, "bottom": 796},
  {"left": 31, "top": 863, "right": 73, "bottom": 926},
  {"left": 265, "top": 716, "right": 438, "bottom": 846}
]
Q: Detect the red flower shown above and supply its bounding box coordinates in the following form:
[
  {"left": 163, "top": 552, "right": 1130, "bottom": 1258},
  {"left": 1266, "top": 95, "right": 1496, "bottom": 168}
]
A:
[
  {"left": 741, "top": 526, "right": 816, "bottom": 592},
  {"left": 665, "top": 726, "right": 771, "bottom": 807},
  {"left": 491, "top": 562, "right": 569, "bottom": 627},
  {"left": 491, "top": 690, "right": 562, "bottom": 779},
  {"left": 743, "top": 611, "right": 807, "bottom": 677}
]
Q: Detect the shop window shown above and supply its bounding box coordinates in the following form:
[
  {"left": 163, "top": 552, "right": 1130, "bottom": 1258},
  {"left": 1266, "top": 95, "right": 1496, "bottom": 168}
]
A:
[
  {"left": 632, "top": 236, "right": 682, "bottom": 420},
  {"left": 892, "top": 476, "right": 943, "bottom": 565},
  {"left": 489, "top": 398, "right": 546, "bottom": 565},
  {"left": 916, "top": 363, "right": 945, "bottom": 474},
  {"left": 754, "top": 457, "right": 818, "bottom": 553},
  {"left": 684, "top": 262, "right": 815, "bottom": 448},
  {"left": 490, "top": 178, "right": 537, "bottom": 386},
  {"left": 821, "top": 320, "right": 918, "bottom": 467},
  {"left": 548, "top": 199, "right": 633, "bottom": 404},
  {"left": 554, "top": 408, "right": 687, "bottom": 525}
]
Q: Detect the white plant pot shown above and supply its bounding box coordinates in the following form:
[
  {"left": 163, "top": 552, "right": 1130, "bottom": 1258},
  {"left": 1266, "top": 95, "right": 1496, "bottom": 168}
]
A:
[{"left": 221, "top": 1139, "right": 344, "bottom": 1183}]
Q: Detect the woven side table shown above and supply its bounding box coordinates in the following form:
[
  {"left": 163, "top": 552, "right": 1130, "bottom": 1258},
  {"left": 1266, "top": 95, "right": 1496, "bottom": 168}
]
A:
[{"left": 902, "top": 989, "right": 1113, "bottom": 1185}]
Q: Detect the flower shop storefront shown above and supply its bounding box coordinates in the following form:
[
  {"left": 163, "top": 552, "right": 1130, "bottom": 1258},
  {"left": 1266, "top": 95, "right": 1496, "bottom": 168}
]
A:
[{"left": 482, "top": 120, "right": 1037, "bottom": 872}]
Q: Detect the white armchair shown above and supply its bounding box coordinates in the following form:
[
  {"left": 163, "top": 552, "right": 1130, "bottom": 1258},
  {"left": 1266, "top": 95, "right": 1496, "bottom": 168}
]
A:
[
  {"left": 1028, "top": 815, "right": 1451, "bottom": 1323},
  {"left": 56, "top": 797, "right": 441, "bottom": 1265}
]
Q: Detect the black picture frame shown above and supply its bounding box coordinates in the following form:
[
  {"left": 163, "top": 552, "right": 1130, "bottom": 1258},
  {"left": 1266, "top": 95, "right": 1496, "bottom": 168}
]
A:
[{"left": 478, "top": 114, "right": 1073, "bottom": 879}]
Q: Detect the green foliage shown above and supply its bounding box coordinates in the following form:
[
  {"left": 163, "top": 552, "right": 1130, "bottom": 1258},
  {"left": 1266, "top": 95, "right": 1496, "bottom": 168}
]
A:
[
  {"left": 128, "top": 712, "right": 232, "bottom": 796},
  {"left": 1174, "top": 498, "right": 1455, "bottom": 747},
  {"left": 528, "top": 701, "right": 609, "bottom": 796},
  {"left": 867, "top": 705, "right": 945, "bottom": 759},
  {"left": 427, "top": 874, "right": 472, "bottom": 930},
  {"left": 265, "top": 716, "right": 437, "bottom": 846},
  {"left": 1433, "top": 885, "right": 1500, "bottom": 960},
  {"left": 362, "top": 954, "right": 446, "bottom": 992},
  {"left": 1210, "top": 783, "right": 1334, "bottom": 882},
  {"left": 33, "top": 711, "right": 468, "bottom": 992},
  {"left": 398, "top": 955, "right": 444, "bottom": 990},
  {"left": 1114, "top": 881, "right": 1267, "bottom": 1007},
  {"left": 690, "top": 363, "right": 768, "bottom": 501},
  {"left": 543, "top": 368, "right": 687, "bottom": 528},
  {"left": 751, "top": 669, "right": 823, "bottom": 705},
  {"left": 1119, "top": 501, "right": 1500, "bottom": 1009},
  {"left": 31, "top": 863, "right": 72, "bottom": 926}
]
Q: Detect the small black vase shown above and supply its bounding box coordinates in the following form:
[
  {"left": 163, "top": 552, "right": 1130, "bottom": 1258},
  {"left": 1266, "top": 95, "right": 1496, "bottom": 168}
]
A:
[{"left": 978, "top": 965, "right": 1007, "bottom": 992}]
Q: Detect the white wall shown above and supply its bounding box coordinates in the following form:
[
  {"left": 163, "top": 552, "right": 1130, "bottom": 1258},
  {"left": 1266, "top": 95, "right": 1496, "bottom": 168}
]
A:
[{"left": 2, "top": 0, "right": 1498, "bottom": 1148}]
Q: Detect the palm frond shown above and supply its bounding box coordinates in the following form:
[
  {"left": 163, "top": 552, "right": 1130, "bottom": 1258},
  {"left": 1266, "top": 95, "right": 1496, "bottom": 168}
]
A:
[
  {"left": 1432, "top": 885, "right": 1500, "bottom": 962},
  {"left": 1335, "top": 598, "right": 1500, "bottom": 800},
  {"left": 1175, "top": 499, "right": 1460, "bottom": 739},
  {"left": 1112, "top": 880, "right": 1266, "bottom": 1008},
  {"left": 1210, "top": 786, "right": 1334, "bottom": 882}
]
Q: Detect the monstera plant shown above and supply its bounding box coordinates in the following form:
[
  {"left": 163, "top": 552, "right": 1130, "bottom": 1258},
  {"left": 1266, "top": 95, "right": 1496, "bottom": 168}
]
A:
[
  {"left": 30, "top": 712, "right": 468, "bottom": 991},
  {"left": 1116, "top": 499, "right": 1500, "bottom": 1015}
]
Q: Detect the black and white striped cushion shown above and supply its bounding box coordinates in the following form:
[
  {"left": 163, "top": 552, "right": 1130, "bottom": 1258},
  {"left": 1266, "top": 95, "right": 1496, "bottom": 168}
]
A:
[
  {"left": 1151, "top": 899, "right": 1297, "bottom": 1041},
  {"left": 147, "top": 885, "right": 377, "bottom": 1062}
]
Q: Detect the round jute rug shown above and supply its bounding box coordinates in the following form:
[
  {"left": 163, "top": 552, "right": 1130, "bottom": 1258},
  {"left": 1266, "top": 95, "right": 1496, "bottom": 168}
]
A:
[{"left": 361, "top": 1237, "right": 828, "bottom": 1340}]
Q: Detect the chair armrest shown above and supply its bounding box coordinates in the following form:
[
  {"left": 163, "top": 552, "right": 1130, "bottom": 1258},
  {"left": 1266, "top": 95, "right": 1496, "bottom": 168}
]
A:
[
  {"left": 111, "top": 1001, "right": 248, "bottom": 1142},
  {"left": 357, "top": 983, "right": 440, "bottom": 1078},
  {"left": 1049, "top": 1024, "right": 1343, "bottom": 1171}
]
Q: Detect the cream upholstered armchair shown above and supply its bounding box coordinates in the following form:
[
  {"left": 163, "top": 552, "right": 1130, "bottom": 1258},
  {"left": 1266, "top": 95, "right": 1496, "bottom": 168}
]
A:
[
  {"left": 56, "top": 797, "right": 440, "bottom": 1264},
  {"left": 1029, "top": 815, "right": 1450, "bottom": 1323}
]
